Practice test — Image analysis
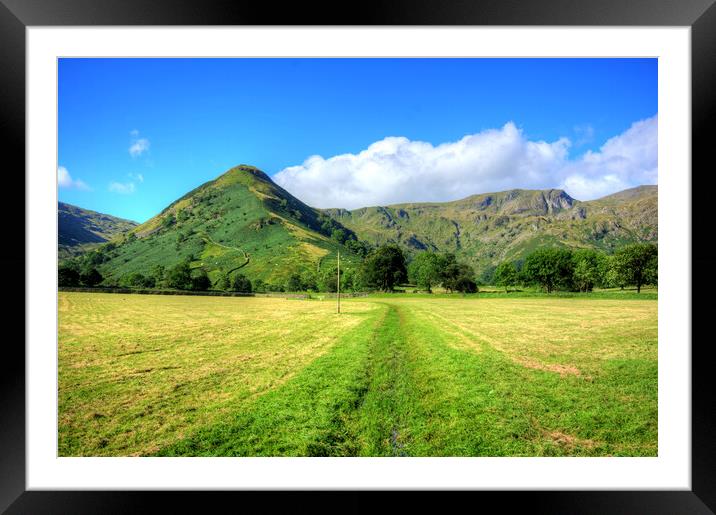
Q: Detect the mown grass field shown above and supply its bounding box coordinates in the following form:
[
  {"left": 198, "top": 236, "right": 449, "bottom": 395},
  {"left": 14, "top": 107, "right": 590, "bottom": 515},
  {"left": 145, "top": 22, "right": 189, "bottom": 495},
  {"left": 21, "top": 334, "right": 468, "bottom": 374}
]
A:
[{"left": 58, "top": 292, "right": 657, "bottom": 457}]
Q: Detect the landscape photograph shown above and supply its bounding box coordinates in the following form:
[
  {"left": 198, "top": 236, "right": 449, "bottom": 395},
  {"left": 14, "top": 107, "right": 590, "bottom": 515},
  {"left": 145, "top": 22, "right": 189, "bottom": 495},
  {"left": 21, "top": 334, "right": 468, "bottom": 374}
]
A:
[{"left": 57, "top": 58, "right": 658, "bottom": 457}]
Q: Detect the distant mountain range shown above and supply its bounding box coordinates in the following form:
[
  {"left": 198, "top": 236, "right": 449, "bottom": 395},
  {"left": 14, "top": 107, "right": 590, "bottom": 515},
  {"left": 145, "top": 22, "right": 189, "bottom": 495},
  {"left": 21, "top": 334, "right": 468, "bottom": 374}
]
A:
[
  {"left": 58, "top": 202, "right": 138, "bottom": 259},
  {"left": 59, "top": 165, "right": 657, "bottom": 284},
  {"left": 322, "top": 185, "right": 657, "bottom": 277}
]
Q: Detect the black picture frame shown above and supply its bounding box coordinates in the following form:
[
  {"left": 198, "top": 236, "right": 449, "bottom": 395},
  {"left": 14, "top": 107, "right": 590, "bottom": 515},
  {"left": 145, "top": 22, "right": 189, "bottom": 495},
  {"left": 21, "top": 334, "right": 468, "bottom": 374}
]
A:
[{"left": 2, "top": 1, "right": 714, "bottom": 513}]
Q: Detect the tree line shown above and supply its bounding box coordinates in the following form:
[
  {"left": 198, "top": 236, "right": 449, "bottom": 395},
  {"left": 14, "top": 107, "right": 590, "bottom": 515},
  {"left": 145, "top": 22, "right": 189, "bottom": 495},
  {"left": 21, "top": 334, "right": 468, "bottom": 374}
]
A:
[
  {"left": 492, "top": 243, "right": 657, "bottom": 293},
  {"left": 58, "top": 241, "right": 656, "bottom": 295}
]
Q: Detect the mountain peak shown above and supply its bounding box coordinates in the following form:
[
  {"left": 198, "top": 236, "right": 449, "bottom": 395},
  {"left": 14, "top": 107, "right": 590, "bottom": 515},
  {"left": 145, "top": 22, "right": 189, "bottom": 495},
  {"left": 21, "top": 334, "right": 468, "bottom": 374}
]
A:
[
  {"left": 453, "top": 188, "right": 574, "bottom": 215},
  {"left": 592, "top": 184, "right": 657, "bottom": 202},
  {"left": 225, "top": 164, "right": 271, "bottom": 181},
  {"left": 213, "top": 165, "right": 273, "bottom": 187}
]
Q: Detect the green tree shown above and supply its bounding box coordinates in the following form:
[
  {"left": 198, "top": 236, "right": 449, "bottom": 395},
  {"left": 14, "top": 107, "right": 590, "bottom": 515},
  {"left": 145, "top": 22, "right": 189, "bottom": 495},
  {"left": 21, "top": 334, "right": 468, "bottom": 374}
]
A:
[
  {"left": 408, "top": 252, "right": 441, "bottom": 292},
  {"left": 613, "top": 243, "right": 658, "bottom": 293},
  {"left": 317, "top": 266, "right": 340, "bottom": 292},
  {"left": 523, "top": 248, "right": 574, "bottom": 293},
  {"left": 151, "top": 264, "right": 167, "bottom": 288},
  {"left": 300, "top": 270, "right": 318, "bottom": 292},
  {"left": 286, "top": 273, "right": 303, "bottom": 292},
  {"left": 330, "top": 228, "right": 347, "bottom": 244},
  {"left": 253, "top": 278, "right": 266, "bottom": 293},
  {"left": 58, "top": 265, "right": 80, "bottom": 287},
  {"left": 231, "top": 273, "right": 253, "bottom": 293},
  {"left": 478, "top": 265, "right": 497, "bottom": 286},
  {"left": 167, "top": 261, "right": 193, "bottom": 290},
  {"left": 454, "top": 276, "right": 478, "bottom": 293},
  {"left": 120, "top": 272, "right": 153, "bottom": 288},
  {"left": 265, "top": 282, "right": 284, "bottom": 292},
  {"left": 359, "top": 245, "right": 407, "bottom": 292},
  {"left": 571, "top": 249, "right": 603, "bottom": 292},
  {"left": 341, "top": 267, "right": 356, "bottom": 292},
  {"left": 602, "top": 255, "right": 625, "bottom": 289},
  {"left": 345, "top": 238, "right": 372, "bottom": 258},
  {"left": 79, "top": 267, "right": 103, "bottom": 287},
  {"left": 439, "top": 253, "right": 476, "bottom": 293},
  {"left": 493, "top": 261, "right": 518, "bottom": 292},
  {"left": 215, "top": 273, "right": 231, "bottom": 291},
  {"left": 83, "top": 249, "right": 106, "bottom": 267},
  {"left": 191, "top": 269, "right": 211, "bottom": 291}
]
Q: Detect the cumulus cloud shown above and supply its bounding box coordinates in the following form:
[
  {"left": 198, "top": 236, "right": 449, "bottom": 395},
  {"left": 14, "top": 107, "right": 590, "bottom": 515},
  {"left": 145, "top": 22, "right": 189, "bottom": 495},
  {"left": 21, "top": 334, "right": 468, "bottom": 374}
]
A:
[
  {"left": 108, "top": 181, "right": 136, "bottom": 194},
  {"left": 57, "top": 166, "right": 90, "bottom": 190},
  {"left": 273, "top": 115, "right": 657, "bottom": 209},
  {"left": 560, "top": 116, "right": 657, "bottom": 199},
  {"left": 129, "top": 130, "right": 150, "bottom": 157}
]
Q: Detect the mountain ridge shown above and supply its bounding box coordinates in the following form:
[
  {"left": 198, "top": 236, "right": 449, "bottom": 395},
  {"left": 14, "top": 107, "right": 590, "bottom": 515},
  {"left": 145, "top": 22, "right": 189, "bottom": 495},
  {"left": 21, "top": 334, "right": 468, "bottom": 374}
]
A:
[
  {"left": 58, "top": 201, "right": 138, "bottom": 259},
  {"left": 321, "top": 184, "right": 657, "bottom": 277},
  {"left": 62, "top": 164, "right": 657, "bottom": 284}
]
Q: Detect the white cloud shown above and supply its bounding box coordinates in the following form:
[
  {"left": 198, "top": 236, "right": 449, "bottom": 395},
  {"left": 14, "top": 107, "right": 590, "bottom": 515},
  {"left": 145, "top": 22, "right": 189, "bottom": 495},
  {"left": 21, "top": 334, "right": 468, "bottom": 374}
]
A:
[
  {"left": 129, "top": 139, "right": 150, "bottom": 157},
  {"left": 129, "top": 131, "right": 150, "bottom": 157},
  {"left": 129, "top": 172, "right": 144, "bottom": 183},
  {"left": 273, "top": 115, "right": 657, "bottom": 209},
  {"left": 560, "top": 116, "right": 657, "bottom": 199},
  {"left": 57, "top": 166, "right": 90, "bottom": 190},
  {"left": 108, "top": 181, "right": 136, "bottom": 194},
  {"left": 573, "top": 124, "right": 595, "bottom": 147}
]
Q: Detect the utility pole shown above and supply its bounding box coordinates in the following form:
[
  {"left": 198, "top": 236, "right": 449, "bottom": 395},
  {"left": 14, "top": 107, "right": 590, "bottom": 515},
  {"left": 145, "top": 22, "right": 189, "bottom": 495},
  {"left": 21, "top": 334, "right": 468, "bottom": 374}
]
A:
[{"left": 337, "top": 250, "right": 341, "bottom": 314}]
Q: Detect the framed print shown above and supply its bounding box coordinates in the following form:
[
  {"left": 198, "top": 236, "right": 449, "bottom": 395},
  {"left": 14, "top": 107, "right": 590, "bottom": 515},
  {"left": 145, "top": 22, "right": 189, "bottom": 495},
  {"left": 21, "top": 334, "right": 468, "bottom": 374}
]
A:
[{"left": 3, "top": 0, "right": 716, "bottom": 513}]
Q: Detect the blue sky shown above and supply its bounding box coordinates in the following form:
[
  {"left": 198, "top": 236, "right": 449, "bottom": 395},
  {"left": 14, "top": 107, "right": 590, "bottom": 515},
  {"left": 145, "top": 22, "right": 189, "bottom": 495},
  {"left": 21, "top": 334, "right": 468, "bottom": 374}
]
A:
[{"left": 58, "top": 58, "right": 657, "bottom": 221}]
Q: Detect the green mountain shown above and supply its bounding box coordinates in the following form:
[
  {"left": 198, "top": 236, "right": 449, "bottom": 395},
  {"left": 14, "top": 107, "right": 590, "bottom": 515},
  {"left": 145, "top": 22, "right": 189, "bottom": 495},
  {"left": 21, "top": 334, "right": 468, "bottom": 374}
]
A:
[
  {"left": 69, "top": 163, "right": 657, "bottom": 286},
  {"left": 89, "top": 165, "right": 362, "bottom": 286},
  {"left": 322, "top": 185, "right": 658, "bottom": 276},
  {"left": 59, "top": 202, "right": 138, "bottom": 259}
]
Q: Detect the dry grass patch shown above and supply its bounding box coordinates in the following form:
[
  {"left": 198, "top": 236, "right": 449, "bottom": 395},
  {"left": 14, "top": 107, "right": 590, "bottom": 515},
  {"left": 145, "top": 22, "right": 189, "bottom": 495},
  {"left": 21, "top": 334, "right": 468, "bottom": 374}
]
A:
[
  {"left": 385, "top": 297, "right": 656, "bottom": 378},
  {"left": 58, "top": 292, "right": 378, "bottom": 456}
]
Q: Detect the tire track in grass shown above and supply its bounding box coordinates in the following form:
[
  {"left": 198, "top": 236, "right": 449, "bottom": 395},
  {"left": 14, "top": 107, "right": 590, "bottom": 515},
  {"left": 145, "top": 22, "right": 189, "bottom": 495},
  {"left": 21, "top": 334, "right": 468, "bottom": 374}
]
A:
[
  {"left": 154, "top": 302, "right": 426, "bottom": 457},
  {"left": 348, "top": 303, "right": 422, "bottom": 456},
  {"left": 154, "top": 304, "right": 388, "bottom": 456}
]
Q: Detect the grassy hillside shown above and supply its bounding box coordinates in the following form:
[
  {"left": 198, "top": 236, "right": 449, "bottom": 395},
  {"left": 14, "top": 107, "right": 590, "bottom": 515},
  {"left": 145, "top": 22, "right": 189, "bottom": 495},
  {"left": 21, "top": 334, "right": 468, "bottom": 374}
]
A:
[
  {"left": 91, "top": 165, "right": 362, "bottom": 286},
  {"left": 59, "top": 202, "right": 138, "bottom": 259},
  {"left": 323, "top": 185, "right": 657, "bottom": 275}
]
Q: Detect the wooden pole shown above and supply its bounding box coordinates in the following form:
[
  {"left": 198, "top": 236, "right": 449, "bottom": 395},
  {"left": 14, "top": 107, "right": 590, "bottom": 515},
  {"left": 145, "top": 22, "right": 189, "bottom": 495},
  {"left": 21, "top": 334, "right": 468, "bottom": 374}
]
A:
[{"left": 337, "top": 250, "right": 341, "bottom": 314}]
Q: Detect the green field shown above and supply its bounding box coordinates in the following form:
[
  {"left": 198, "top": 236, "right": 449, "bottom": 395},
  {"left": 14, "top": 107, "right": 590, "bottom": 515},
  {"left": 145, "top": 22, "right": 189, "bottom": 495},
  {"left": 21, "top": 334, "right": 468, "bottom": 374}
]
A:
[{"left": 58, "top": 291, "right": 657, "bottom": 457}]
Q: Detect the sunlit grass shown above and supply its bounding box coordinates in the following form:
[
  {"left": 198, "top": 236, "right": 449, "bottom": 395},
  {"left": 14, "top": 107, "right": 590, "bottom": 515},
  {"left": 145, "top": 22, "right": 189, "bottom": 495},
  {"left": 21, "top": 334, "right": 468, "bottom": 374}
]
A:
[{"left": 59, "top": 292, "right": 657, "bottom": 456}]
